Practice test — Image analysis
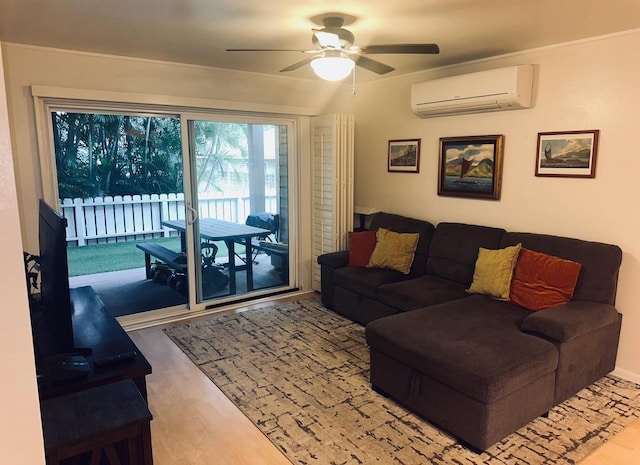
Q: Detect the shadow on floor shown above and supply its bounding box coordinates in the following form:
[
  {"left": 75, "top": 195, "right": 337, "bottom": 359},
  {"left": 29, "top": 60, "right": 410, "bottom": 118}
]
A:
[{"left": 70, "top": 268, "right": 186, "bottom": 317}]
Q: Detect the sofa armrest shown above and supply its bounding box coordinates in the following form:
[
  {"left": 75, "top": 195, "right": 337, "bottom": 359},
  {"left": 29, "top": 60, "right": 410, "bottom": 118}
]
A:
[
  {"left": 317, "top": 251, "right": 349, "bottom": 309},
  {"left": 520, "top": 301, "right": 620, "bottom": 343},
  {"left": 317, "top": 250, "right": 349, "bottom": 269}
]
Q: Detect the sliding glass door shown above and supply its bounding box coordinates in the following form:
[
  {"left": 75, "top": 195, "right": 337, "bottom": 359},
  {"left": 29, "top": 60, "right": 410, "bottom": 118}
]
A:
[
  {"left": 50, "top": 110, "right": 189, "bottom": 315},
  {"left": 184, "top": 117, "right": 292, "bottom": 305},
  {"left": 43, "top": 102, "right": 296, "bottom": 317}
]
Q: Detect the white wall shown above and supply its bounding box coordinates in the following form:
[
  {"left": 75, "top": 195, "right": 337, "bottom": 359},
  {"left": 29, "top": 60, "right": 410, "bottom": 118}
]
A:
[
  {"left": 344, "top": 30, "right": 640, "bottom": 381},
  {"left": 0, "top": 43, "right": 45, "bottom": 465}
]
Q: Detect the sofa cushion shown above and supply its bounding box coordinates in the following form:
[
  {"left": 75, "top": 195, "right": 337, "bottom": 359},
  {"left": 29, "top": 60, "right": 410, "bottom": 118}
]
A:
[
  {"left": 500, "top": 232, "right": 622, "bottom": 305},
  {"left": 367, "top": 228, "right": 420, "bottom": 274},
  {"left": 348, "top": 230, "right": 378, "bottom": 267},
  {"left": 365, "top": 295, "right": 558, "bottom": 404},
  {"left": 426, "top": 223, "right": 506, "bottom": 285},
  {"left": 334, "top": 266, "right": 412, "bottom": 300},
  {"left": 467, "top": 244, "right": 521, "bottom": 300},
  {"left": 369, "top": 212, "right": 435, "bottom": 276},
  {"left": 510, "top": 248, "right": 582, "bottom": 311},
  {"left": 378, "top": 275, "right": 470, "bottom": 312},
  {"left": 521, "top": 300, "right": 620, "bottom": 342}
]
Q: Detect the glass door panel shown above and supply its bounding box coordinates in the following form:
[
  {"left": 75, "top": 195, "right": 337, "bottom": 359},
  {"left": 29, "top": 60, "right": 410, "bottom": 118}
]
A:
[
  {"left": 50, "top": 110, "right": 189, "bottom": 315},
  {"left": 188, "top": 119, "right": 291, "bottom": 305}
]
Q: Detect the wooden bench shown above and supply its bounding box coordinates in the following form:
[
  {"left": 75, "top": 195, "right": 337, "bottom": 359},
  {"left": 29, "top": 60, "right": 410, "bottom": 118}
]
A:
[
  {"left": 254, "top": 241, "right": 289, "bottom": 280},
  {"left": 136, "top": 242, "right": 186, "bottom": 279},
  {"left": 254, "top": 240, "right": 288, "bottom": 257}
]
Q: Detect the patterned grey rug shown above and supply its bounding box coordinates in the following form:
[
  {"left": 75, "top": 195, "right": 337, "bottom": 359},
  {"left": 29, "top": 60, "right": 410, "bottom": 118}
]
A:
[{"left": 164, "top": 297, "right": 640, "bottom": 465}]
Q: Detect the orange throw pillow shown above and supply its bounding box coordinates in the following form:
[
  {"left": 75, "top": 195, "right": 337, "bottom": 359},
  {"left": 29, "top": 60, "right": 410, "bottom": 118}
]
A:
[
  {"left": 348, "top": 230, "right": 378, "bottom": 267},
  {"left": 510, "top": 248, "right": 582, "bottom": 311}
]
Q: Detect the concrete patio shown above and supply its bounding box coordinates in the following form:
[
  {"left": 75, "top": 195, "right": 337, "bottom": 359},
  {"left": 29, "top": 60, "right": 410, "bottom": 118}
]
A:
[{"left": 69, "top": 254, "right": 287, "bottom": 317}]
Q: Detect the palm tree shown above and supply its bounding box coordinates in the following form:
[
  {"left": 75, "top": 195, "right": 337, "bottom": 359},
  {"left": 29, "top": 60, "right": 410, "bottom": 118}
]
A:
[{"left": 193, "top": 121, "right": 249, "bottom": 194}]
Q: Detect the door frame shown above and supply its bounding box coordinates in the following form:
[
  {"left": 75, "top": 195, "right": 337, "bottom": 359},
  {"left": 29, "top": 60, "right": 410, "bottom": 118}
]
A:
[{"left": 32, "top": 87, "right": 313, "bottom": 327}]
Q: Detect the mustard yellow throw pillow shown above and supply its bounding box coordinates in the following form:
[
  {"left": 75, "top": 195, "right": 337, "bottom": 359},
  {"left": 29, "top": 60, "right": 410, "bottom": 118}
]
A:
[
  {"left": 467, "top": 243, "right": 522, "bottom": 300},
  {"left": 367, "top": 228, "right": 420, "bottom": 275}
]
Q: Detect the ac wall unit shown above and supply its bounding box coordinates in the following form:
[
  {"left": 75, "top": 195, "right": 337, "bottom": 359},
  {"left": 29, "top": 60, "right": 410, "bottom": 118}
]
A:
[{"left": 411, "top": 65, "right": 534, "bottom": 118}]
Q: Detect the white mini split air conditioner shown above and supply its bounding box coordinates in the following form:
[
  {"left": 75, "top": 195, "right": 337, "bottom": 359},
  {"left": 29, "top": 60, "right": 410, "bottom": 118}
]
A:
[{"left": 411, "top": 65, "right": 534, "bottom": 118}]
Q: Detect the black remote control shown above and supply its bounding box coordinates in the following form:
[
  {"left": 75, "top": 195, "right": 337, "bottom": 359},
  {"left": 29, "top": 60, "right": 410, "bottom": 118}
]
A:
[{"left": 93, "top": 351, "right": 137, "bottom": 368}]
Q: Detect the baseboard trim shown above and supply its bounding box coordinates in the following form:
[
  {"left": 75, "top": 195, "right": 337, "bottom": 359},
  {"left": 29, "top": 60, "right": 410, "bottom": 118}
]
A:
[{"left": 612, "top": 367, "right": 640, "bottom": 384}]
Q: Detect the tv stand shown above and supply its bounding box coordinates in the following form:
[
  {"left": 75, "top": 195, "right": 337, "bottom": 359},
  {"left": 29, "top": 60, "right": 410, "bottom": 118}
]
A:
[
  {"left": 37, "top": 286, "right": 154, "bottom": 464},
  {"left": 36, "top": 286, "right": 152, "bottom": 401}
]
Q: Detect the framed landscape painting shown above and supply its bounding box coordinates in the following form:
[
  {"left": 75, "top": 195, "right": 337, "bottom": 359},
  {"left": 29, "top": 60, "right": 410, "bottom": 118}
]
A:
[
  {"left": 535, "top": 130, "right": 599, "bottom": 178},
  {"left": 438, "top": 135, "right": 504, "bottom": 200},
  {"left": 388, "top": 139, "right": 420, "bottom": 173}
]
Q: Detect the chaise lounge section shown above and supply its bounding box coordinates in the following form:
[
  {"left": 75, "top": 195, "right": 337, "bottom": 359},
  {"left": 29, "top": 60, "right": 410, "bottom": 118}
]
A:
[{"left": 318, "top": 212, "right": 623, "bottom": 450}]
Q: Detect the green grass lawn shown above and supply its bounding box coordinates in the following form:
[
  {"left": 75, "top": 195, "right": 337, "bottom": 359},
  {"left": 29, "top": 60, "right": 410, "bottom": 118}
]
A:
[{"left": 66, "top": 237, "right": 231, "bottom": 277}]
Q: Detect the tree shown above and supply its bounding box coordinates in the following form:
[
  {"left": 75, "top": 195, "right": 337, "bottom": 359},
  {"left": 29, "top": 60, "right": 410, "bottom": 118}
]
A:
[
  {"left": 193, "top": 121, "right": 249, "bottom": 194},
  {"left": 52, "top": 111, "right": 183, "bottom": 198}
]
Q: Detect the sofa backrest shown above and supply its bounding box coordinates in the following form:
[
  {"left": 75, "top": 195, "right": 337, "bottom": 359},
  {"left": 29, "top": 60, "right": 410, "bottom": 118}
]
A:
[
  {"left": 500, "top": 232, "right": 622, "bottom": 305},
  {"left": 369, "top": 212, "right": 435, "bottom": 276},
  {"left": 426, "top": 222, "right": 506, "bottom": 285}
]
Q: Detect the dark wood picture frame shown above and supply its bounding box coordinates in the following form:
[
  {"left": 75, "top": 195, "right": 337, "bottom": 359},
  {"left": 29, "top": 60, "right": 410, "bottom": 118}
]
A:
[
  {"left": 438, "top": 134, "right": 504, "bottom": 200},
  {"left": 388, "top": 139, "right": 420, "bottom": 173},
  {"left": 535, "top": 130, "right": 599, "bottom": 178}
]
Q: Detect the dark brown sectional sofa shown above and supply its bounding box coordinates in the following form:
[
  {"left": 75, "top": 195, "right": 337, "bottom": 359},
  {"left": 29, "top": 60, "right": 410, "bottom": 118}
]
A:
[{"left": 317, "top": 212, "right": 623, "bottom": 451}]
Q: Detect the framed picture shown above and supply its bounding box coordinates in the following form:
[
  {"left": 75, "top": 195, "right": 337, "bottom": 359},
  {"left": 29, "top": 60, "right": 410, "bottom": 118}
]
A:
[
  {"left": 535, "top": 130, "right": 599, "bottom": 178},
  {"left": 388, "top": 139, "right": 420, "bottom": 173},
  {"left": 438, "top": 135, "right": 504, "bottom": 200}
]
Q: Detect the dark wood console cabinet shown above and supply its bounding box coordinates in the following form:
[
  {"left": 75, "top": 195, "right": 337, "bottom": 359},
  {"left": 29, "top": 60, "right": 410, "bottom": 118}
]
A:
[
  {"left": 36, "top": 286, "right": 154, "bottom": 464},
  {"left": 36, "top": 286, "right": 152, "bottom": 401},
  {"left": 41, "top": 379, "right": 153, "bottom": 465}
]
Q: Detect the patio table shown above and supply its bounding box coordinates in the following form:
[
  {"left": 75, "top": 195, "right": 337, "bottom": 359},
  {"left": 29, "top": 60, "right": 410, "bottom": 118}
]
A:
[{"left": 161, "top": 218, "right": 271, "bottom": 295}]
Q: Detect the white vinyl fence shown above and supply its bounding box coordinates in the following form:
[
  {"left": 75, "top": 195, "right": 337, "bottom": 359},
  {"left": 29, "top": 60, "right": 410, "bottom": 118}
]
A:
[{"left": 61, "top": 193, "right": 276, "bottom": 246}]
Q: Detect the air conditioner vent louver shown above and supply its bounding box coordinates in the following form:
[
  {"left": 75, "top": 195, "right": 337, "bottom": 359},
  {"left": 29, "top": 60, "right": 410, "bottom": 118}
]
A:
[{"left": 411, "top": 65, "right": 534, "bottom": 118}]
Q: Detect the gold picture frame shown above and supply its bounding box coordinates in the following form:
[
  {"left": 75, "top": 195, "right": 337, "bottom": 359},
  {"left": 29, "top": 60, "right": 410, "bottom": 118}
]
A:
[{"left": 438, "top": 135, "right": 505, "bottom": 200}]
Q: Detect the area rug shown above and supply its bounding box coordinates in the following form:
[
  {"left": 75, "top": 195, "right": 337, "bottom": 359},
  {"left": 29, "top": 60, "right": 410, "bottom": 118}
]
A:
[{"left": 164, "top": 297, "right": 640, "bottom": 465}]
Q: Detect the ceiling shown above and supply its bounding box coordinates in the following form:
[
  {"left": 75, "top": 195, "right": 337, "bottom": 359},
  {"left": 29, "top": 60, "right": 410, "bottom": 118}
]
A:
[{"left": 1, "top": 0, "right": 639, "bottom": 82}]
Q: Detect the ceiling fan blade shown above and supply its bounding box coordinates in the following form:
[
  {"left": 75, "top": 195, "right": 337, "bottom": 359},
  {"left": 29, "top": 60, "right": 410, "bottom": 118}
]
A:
[
  {"left": 354, "top": 56, "right": 395, "bottom": 75},
  {"left": 362, "top": 44, "right": 440, "bottom": 54},
  {"left": 313, "top": 30, "right": 341, "bottom": 49},
  {"left": 227, "top": 48, "right": 311, "bottom": 52},
  {"left": 280, "top": 58, "right": 314, "bottom": 73}
]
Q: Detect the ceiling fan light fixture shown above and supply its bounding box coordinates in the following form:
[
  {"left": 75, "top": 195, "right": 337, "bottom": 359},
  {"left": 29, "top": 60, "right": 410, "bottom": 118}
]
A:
[{"left": 310, "top": 54, "right": 355, "bottom": 81}]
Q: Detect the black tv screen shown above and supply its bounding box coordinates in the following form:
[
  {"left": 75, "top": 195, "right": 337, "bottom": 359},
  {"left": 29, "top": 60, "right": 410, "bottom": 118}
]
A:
[{"left": 38, "top": 199, "right": 75, "bottom": 356}]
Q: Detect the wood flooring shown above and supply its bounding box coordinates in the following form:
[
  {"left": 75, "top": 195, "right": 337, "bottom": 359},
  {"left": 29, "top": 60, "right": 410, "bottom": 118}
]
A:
[
  {"left": 128, "top": 305, "right": 639, "bottom": 465},
  {"left": 130, "top": 325, "right": 290, "bottom": 465}
]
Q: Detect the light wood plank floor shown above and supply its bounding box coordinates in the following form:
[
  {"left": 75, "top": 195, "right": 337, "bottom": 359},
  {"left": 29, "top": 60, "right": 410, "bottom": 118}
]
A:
[
  {"left": 130, "top": 325, "right": 291, "bottom": 465},
  {"left": 582, "top": 419, "right": 640, "bottom": 465},
  {"left": 129, "top": 312, "right": 639, "bottom": 465}
]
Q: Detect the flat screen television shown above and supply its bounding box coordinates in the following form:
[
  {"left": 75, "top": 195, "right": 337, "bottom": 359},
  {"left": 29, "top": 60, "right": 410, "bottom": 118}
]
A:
[{"left": 37, "top": 199, "right": 75, "bottom": 356}]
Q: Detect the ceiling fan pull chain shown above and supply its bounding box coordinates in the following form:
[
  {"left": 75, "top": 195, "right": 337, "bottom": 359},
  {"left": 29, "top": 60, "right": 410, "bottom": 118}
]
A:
[{"left": 352, "top": 67, "right": 357, "bottom": 96}]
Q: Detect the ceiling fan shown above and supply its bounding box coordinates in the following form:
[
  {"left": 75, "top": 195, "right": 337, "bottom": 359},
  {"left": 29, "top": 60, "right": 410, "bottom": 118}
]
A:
[{"left": 226, "top": 15, "right": 440, "bottom": 81}]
